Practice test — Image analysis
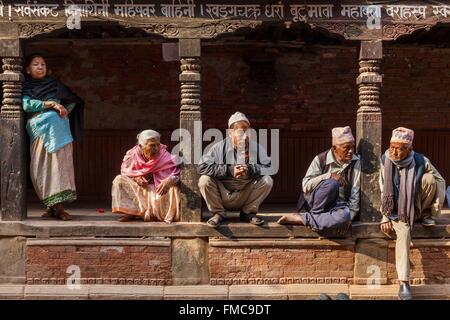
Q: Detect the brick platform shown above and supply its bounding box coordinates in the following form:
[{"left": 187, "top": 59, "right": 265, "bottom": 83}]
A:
[
  {"left": 209, "top": 240, "right": 355, "bottom": 285},
  {"left": 387, "top": 240, "right": 450, "bottom": 284},
  {"left": 0, "top": 209, "right": 448, "bottom": 296},
  {"left": 15, "top": 236, "right": 450, "bottom": 287},
  {"left": 25, "top": 239, "right": 172, "bottom": 285}
]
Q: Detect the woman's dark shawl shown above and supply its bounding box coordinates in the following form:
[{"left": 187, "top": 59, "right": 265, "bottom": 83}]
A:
[{"left": 22, "top": 75, "right": 85, "bottom": 141}]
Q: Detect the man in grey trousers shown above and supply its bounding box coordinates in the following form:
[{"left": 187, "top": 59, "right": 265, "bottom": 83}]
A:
[{"left": 198, "top": 112, "right": 273, "bottom": 227}]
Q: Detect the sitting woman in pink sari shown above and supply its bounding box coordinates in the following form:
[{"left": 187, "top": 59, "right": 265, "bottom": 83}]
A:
[{"left": 112, "top": 130, "right": 180, "bottom": 223}]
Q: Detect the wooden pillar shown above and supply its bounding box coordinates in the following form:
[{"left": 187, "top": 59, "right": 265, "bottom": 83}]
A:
[
  {"left": 0, "top": 34, "right": 26, "bottom": 221},
  {"left": 356, "top": 40, "right": 383, "bottom": 223},
  {"left": 179, "top": 38, "right": 202, "bottom": 222}
]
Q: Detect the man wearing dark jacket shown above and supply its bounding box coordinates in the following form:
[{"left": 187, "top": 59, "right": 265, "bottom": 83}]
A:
[{"left": 198, "top": 112, "right": 273, "bottom": 227}]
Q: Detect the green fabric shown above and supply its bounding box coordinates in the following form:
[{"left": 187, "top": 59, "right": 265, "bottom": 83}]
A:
[
  {"left": 23, "top": 96, "right": 75, "bottom": 153},
  {"left": 22, "top": 96, "right": 75, "bottom": 113},
  {"left": 23, "top": 96, "right": 75, "bottom": 113},
  {"left": 43, "top": 190, "right": 77, "bottom": 207},
  {"left": 23, "top": 95, "right": 45, "bottom": 112}
]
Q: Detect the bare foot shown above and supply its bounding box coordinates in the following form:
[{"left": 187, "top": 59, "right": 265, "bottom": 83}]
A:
[
  {"left": 54, "top": 203, "right": 72, "bottom": 221},
  {"left": 56, "top": 211, "right": 73, "bottom": 221},
  {"left": 143, "top": 210, "right": 152, "bottom": 222},
  {"left": 42, "top": 207, "right": 55, "bottom": 218},
  {"left": 118, "top": 214, "right": 138, "bottom": 222},
  {"left": 277, "top": 214, "right": 304, "bottom": 225},
  {"left": 337, "top": 220, "right": 352, "bottom": 236}
]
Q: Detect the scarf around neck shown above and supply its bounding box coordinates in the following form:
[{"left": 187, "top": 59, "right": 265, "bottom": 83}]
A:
[
  {"left": 23, "top": 75, "right": 83, "bottom": 104},
  {"left": 381, "top": 150, "right": 416, "bottom": 225},
  {"left": 120, "top": 144, "right": 180, "bottom": 188}
]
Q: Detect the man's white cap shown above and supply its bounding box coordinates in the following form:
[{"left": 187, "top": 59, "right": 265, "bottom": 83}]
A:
[
  {"left": 332, "top": 126, "right": 355, "bottom": 146},
  {"left": 391, "top": 127, "right": 414, "bottom": 147},
  {"left": 228, "top": 111, "right": 250, "bottom": 128}
]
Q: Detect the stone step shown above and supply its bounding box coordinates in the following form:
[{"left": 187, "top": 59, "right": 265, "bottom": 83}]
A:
[{"left": 1, "top": 284, "right": 448, "bottom": 300}]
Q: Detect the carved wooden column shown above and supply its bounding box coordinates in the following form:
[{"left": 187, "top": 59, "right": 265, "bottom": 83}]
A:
[
  {"left": 0, "top": 37, "right": 26, "bottom": 221},
  {"left": 356, "top": 40, "right": 383, "bottom": 223},
  {"left": 179, "top": 39, "right": 202, "bottom": 222},
  {"left": 173, "top": 39, "right": 209, "bottom": 285}
]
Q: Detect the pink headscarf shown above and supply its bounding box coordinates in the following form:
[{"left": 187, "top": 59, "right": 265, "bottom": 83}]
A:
[{"left": 120, "top": 144, "right": 180, "bottom": 188}]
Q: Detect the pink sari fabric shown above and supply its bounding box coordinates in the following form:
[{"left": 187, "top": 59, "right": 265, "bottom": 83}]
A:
[{"left": 120, "top": 144, "right": 180, "bottom": 188}]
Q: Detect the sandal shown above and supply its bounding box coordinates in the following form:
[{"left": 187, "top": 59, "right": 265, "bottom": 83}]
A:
[
  {"left": 206, "top": 214, "right": 224, "bottom": 228},
  {"left": 240, "top": 212, "right": 264, "bottom": 226}
]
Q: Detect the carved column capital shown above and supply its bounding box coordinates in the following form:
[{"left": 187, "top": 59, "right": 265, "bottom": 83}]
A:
[
  {"left": 357, "top": 41, "right": 383, "bottom": 115},
  {"left": 357, "top": 59, "right": 382, "bottom": 115},
  {"left": 180, "top": 58, "right": 201, "bottom": 112},
  {"left": 0, "top": 57, "right": 24, "bottom": 119}
]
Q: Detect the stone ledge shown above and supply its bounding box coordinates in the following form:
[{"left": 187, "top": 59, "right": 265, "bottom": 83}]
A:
[
  {"left": 0, "top": 285, "right": 24, "bottom": 300},
  {"left": 89, "top": 285, "right": 163, "bottom": 300},
  {"left": 287, "top": 284, "right": 350, "bottom": 300},
  {"left": 349, "top": 284, "right": 450, "bottom": 300},
  {"left": 164, "top": 285, "right": 228, "bottom": 300},
  {"left": 0, "top": 221, "right": 448, "bottom": 239},
  {"left": 229, "top": 285, "right": 288, "bottom": 300},
  {"left": 24, "top": 285, "right": 89, "bottom": 300},
  {"left": 349, "top": 285, "right": 398, "bottom": 300},
  {"left": 210, "top": 238, "right": 355, "bottom": 247},
  {"left": 27, "top": 237, "right": 171, "bottom": 247},
  {"left": 0, "top": 284, "right": 448, "bottom": 300},
  {"left": 354, "top": 222, "right": 450, "bottom": 239}
]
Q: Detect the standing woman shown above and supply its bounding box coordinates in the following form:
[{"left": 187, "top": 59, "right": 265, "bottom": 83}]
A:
[{"left": 22, "top": 54, "right": 84, "bottom": 220}]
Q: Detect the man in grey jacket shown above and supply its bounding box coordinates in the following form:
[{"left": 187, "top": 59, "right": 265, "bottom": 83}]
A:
[{"left": 198, "top": 112, "right": 273, "bottom": 227}]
